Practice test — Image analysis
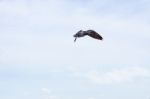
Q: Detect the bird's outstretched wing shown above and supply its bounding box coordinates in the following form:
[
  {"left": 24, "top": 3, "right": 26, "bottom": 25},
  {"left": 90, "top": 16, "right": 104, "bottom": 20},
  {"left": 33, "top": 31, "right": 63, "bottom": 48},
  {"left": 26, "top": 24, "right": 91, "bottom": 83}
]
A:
[{"left": 87, "top": 30, "right": 103, "bottom": 40}]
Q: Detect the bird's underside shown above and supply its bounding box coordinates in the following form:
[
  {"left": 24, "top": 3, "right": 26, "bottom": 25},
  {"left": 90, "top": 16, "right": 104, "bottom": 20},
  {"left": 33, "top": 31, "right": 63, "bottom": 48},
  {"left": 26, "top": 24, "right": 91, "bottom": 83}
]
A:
[{"left": 73, "top": 30, "right": 103, "bottom": 42}]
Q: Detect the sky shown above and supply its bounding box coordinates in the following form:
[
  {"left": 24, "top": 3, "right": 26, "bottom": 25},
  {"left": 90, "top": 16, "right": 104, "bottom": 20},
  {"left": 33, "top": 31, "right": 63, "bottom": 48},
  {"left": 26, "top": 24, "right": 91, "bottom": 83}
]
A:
[{"left": 0, "top": 0, "right": 150, "bottom": 99}]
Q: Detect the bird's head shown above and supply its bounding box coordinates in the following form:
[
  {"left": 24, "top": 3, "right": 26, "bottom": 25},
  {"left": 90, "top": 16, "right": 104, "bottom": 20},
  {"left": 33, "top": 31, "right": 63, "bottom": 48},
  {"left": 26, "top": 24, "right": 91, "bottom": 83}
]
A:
[{"left": 73, "top": 30, "right": 83, "bottom": 37}]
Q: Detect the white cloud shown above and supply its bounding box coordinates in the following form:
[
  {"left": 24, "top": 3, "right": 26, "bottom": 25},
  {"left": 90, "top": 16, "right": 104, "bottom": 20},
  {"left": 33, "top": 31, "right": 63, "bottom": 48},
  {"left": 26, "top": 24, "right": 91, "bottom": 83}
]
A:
[
  {"left": 41, "top": 88, "right": 51, "bottom": 94},
  {"left": 41, "top": 88, "right": 59, "bottom": 99},
  {"left": 73, "top": 66, "right": 150, "bottom": 84}
]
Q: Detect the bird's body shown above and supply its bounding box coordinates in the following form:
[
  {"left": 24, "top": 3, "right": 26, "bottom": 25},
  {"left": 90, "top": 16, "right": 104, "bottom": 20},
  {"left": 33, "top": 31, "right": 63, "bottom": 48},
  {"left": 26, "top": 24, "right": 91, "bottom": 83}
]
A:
[{"left": 73, "top": 30, "right": 103, "bottom": 42}]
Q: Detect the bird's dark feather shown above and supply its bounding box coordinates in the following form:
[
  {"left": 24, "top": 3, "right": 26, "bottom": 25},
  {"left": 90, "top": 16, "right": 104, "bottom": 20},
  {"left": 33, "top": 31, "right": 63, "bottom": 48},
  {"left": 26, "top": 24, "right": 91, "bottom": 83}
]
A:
[{"left": 87, "top": 30, "right": 103, "bottom": 40}]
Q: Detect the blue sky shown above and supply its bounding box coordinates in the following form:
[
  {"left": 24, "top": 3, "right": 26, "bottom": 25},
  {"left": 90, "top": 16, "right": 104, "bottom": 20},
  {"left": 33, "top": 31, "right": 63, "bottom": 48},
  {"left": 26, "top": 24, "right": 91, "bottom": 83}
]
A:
[{"left": 0, "top": 0, "right": 150, "bottom": 99}]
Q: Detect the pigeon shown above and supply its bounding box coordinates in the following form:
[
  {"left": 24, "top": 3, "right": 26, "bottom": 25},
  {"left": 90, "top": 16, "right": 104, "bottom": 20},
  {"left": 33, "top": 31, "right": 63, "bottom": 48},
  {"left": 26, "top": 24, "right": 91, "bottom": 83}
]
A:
[{"left": 73, "top": 30, "right": 103, "bottom": 42}]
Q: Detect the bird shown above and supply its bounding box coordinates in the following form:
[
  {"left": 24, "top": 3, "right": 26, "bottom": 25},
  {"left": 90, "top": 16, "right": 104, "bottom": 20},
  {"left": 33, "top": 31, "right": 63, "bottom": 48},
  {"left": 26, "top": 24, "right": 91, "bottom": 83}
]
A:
[{"left": 73, "top": 30, "right": 103, "bottom": 42}]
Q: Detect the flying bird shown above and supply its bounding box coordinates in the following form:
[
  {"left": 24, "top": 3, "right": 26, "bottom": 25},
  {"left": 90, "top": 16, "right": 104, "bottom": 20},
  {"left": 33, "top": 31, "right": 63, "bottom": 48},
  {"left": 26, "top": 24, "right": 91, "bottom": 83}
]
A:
[{"left": 73, "top": 30, "right": 103, "bottom": 42}]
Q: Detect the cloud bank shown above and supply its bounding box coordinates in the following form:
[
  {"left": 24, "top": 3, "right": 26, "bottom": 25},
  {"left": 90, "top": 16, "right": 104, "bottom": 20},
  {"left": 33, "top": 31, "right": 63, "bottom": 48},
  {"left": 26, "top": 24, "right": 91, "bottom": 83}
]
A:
[{"left": 72, "top": 66, "right": 150, "bottom": 84}]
